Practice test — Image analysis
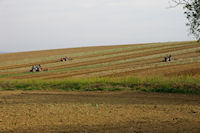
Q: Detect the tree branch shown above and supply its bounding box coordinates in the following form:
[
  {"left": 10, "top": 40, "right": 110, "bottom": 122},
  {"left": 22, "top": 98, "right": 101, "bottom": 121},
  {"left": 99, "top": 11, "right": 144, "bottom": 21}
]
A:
[{"left": 168, "top": 0, "right": 190, "bottom": 8}]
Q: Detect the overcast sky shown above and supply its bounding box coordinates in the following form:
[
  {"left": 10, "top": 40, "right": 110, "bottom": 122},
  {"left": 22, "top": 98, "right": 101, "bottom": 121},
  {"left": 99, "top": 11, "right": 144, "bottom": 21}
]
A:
[{"left": 0, "top": 0, "right": 193, "bottom": 52}]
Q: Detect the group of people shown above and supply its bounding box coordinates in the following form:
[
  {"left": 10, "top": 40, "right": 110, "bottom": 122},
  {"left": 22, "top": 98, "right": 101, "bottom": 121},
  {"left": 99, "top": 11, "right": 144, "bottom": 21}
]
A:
[
  {"left": 31, "top": 64, "right": 42, "bottom": 71},
  {"left": 164, "top": 55, "right": 172, "bottom": 62}
]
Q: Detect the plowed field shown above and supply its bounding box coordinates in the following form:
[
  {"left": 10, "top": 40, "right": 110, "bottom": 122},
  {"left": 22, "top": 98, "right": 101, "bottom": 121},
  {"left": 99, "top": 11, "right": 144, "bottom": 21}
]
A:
[
  {"left": 0, "top": 91, "right": 200, "bottom": 133},
  {"left": 0, "top": 41, "right": 200, "bottom": 79}
]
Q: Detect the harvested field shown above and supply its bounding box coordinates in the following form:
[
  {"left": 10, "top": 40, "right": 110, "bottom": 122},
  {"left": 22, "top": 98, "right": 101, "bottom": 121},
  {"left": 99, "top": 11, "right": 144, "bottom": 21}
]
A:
[{"left": 0, "top": 91, "right": 200, "bottom": 133}]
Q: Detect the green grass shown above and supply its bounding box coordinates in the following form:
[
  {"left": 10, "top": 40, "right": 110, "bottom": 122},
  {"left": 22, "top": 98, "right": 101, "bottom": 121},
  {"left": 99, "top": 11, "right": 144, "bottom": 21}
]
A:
[{"left": 0, "top": 76, "right": 199, "bottom": 94}]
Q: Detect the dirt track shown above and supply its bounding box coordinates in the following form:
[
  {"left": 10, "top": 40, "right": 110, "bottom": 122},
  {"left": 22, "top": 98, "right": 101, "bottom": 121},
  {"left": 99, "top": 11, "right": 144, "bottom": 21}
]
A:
[{"left": 0, "top": 91, "right": 200, "bottom": 133}]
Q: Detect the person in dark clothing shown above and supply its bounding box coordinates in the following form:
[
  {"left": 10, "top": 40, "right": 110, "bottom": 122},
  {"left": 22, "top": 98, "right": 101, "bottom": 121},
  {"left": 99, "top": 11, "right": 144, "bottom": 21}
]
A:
[
  {"left": 164, "top": 57, "right": 167, "bottom": 62},
  {"left": 168, "top": 55, "right": 172, "bottom": 61}
]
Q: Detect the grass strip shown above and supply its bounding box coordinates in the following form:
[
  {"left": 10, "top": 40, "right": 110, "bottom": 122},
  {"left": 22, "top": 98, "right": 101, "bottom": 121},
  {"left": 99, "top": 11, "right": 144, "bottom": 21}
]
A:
[{"left": 0, "top": 76, "right": 199, "bottom": 94}]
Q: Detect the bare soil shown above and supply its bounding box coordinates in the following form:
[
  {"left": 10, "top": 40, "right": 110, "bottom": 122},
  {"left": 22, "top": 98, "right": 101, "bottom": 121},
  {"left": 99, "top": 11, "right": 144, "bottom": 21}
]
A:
[{"left": 0, "top": 91, "right": 200, "bottom": 133}]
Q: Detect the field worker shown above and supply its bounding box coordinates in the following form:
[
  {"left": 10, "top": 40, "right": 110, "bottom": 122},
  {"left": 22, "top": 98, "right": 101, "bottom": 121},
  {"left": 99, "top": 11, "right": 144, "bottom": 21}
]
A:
[
  {"left": 164, "top": 56, "right": 167, "bottom": 62},
  {"left": 33, "top": 65, "right": 37, "bottom": 70},
  {"left": 168, "top": 55, "right": 172, "bottom": 61},
  {"left": 35, "top": 66, "right": 39, "bottom": 71}
]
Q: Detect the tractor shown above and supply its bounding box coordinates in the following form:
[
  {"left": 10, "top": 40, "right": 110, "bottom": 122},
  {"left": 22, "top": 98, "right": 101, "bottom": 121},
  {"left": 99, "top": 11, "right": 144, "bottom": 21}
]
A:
[
  {"left": 60, "top": 57, "right": 72, "bottom": 62},
  {"left": 163, "top": 55, "right": 173, "bottom": 62},
  {"left": 30, "top": 65, "right": 48, "bottom": 72}
]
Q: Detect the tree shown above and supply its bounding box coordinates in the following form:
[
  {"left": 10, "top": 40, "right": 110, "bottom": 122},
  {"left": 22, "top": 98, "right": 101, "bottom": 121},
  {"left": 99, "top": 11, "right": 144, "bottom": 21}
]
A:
[{"left": 171, "top": 0, "right": 200, "bottom": 41}]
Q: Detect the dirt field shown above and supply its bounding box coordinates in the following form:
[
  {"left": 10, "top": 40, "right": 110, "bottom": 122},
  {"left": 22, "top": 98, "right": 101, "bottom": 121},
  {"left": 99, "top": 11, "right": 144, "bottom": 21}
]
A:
[{"left": 0, "top": 91, "right": 200, "bottom": 133}]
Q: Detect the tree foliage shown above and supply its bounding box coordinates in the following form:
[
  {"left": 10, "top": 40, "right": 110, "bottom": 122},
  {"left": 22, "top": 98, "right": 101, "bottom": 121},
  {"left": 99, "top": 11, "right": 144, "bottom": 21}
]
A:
[{"left": 171, "top": 0, "right": 200, "bottom": 41}]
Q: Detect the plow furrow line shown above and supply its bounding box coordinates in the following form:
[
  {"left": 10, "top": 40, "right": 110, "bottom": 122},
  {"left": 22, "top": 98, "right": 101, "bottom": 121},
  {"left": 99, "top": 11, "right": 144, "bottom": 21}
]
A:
[
  {"left": 47, "top": 44, "right": 200, "bottom": 71},
  {"left": 63, "top": 56, "right": 200, "bottom": 78},
  {"left": 11, "top": 58, "right": 163, "bottom": 79},
  {"left": 0, "top": 41, "right": 196, "bottom": 68},
  {"left": 0, "top": 60, "right": 59, "bottom": 71},
  {"left": 0, "top": 42, "right": 154, "bottom": 66},
  {"left": 9, "top": 52, "right": 199, "bottom": 79},
  {"left": 73, "top": 42, "right": 195, "bottom": 60},
  {"left": 1, "top": 46, "right": 199, "bottom": 79},
  {"left": 36, "top": 54, "right": 200, "bottom": 79},
  {"left": 99, "top": 58, "right": 200, "bottom": 77}
]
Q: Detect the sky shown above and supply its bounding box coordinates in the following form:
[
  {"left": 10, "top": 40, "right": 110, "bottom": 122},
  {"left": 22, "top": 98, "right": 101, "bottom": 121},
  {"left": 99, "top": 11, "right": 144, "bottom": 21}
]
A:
[{"left": 0, "top": 0, "right": 193, "bottom": 52}]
